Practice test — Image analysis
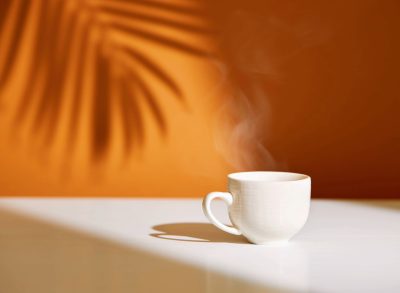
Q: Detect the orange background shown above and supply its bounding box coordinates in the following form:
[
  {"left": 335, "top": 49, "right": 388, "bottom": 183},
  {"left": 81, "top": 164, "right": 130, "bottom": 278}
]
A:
[{"left": 0, "top": 0, "right": 399, "bottom": 198}]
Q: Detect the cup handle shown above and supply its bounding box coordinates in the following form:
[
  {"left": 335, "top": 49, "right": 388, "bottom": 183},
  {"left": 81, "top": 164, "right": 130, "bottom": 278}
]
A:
[{"left": 202, "top": 192, "right": 241, "bottom": 235}]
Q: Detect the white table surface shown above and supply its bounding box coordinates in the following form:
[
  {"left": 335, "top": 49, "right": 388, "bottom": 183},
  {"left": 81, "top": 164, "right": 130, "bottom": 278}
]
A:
[{"left": 0, "top": 198, "right": 399, "bottom": 293}]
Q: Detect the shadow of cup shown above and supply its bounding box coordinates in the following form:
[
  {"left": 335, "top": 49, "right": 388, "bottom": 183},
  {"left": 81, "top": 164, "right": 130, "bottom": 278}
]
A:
[{"left": 150, "top": 222, "right": 248, "bottom": 243}]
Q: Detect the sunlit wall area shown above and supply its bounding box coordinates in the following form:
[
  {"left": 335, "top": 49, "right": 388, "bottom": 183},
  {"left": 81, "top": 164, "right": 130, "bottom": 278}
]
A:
[
  {"left": 0, "top": 0, "right": 399, "bottom": 197},
  {"left": 0, "top": 0, "right": 232, "bottom": 196}
]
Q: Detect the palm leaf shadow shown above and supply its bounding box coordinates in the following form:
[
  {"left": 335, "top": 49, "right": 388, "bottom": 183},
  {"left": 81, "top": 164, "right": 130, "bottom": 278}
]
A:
[
  {"left": 0, "top": 0, "right": 32, "bottom": 89},
  {"left": 0, "top": 0, "right": 213, "bottom": 162}
]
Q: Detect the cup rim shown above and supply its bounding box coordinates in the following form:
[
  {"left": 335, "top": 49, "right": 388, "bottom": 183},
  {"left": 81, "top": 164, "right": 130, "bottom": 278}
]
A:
[{"left": 228, "top": 171, "right": 310, "bottom": 183}]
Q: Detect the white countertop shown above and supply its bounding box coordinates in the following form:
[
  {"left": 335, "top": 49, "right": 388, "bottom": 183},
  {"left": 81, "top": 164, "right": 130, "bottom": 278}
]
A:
[{"left": 0, "top": 198, "right": 399, "bottom": 293}]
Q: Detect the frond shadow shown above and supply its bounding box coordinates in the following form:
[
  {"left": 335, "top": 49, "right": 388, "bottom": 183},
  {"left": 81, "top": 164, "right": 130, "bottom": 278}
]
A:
[{"left": 0, "top": 0, "right": 213, "bottom": 163}]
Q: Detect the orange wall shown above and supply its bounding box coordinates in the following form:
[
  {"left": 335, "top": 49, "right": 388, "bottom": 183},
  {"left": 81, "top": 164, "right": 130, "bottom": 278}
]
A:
[
  {"left": 205, "top": 0, "right": 400, "bottom": 198},
  {"left": 0, "top": 0, "right": 232, "bottom": 196},
  {"left": 0, "top": 0, "right": 399, "bottom": 198}
]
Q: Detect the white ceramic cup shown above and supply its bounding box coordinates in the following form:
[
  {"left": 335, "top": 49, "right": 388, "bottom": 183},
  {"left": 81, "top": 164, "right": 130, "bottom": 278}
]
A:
[{"left": 202, "top": 171, "right": 311, "bottom": 245}]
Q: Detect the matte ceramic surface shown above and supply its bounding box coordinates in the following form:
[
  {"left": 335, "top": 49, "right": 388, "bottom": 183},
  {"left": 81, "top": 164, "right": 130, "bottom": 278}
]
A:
[{"left": 203, "top": 171, "right": 311, "bottom": 244}]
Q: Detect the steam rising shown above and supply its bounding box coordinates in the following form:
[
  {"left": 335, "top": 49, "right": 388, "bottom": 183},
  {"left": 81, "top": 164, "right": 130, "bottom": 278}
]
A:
[
  {"left": 213, "top": 11, "right": 281, "bottom": 171},
  {"left": 215, "top": 82, "right": 278, "bottom": 171},
  {"left": 213, "top": 9, "right": 324, "bottom": 171}
]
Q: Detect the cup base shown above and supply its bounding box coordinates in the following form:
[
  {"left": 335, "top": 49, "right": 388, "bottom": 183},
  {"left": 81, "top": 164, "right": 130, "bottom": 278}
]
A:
[{"left": 250, "top": 240, "right": 290, "bottom": 246}]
